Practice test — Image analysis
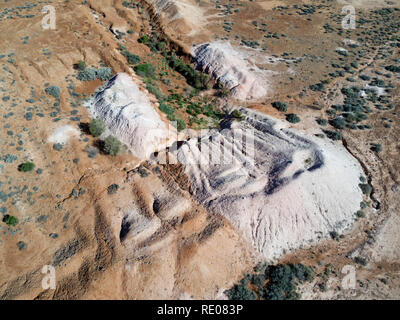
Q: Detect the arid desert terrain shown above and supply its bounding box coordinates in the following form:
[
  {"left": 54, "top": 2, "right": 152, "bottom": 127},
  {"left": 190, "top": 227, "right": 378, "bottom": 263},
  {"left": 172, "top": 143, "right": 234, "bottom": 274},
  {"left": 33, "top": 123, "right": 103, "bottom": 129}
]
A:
[{"left": 0, "top": 0, "right": 399, "bottom": 300}]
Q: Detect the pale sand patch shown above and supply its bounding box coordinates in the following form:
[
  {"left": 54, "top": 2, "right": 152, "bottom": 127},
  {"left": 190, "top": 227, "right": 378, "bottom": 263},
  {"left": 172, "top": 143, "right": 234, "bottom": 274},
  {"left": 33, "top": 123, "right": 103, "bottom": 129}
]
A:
[
  {"left": 48, "top": 125, "right": 80, "bottom": 145},
  {"left": 257, "top": 0, "right": 286, "bottom": 11}
]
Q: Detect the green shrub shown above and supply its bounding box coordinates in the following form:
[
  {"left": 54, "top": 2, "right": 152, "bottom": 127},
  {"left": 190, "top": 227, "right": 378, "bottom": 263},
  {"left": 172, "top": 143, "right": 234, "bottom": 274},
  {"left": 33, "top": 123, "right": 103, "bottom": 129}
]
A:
[
  {"left": 18, "top": 162, "right": 35, "bottom": 172},
  {"left": 45, "top": 86, "right": 60, "bottom": 99},
  {"left": 226, "top": 263, "right": 313, "bottom": 300},
  {"left": 272, "top": 101, "right": 288, "bottom": 112},
  {"left": 77, "top": 68, "right": 97, "bottom": 81},
  {"left": 316, "top": 118, "right": 328, "bottom": 126},
  {"left": 359, "top": 183, "right": 372, "bottom": 196},
  {"left": 323, "top": 130, "right": 342, "bottom": 140},
  {"left": 146, "top": 83, "right": 164, "bottom": 101},
  {"left": 286, "top": 113, "right": 300, "bottom": 123},
  {"left": 134, "top": 63, "right": 156, "bottom": 78},
  {"left": 356, "top": 210, "right": 365, "bottom": 218},
  {"left": 159, "top": 103, "right": 175, "bottom": 118},
  {"left": 385, "top": 65, "right": 400, "bottom": 73},
  {"left": 175, "top": 118, "right": 186, "bottom": 131},
  {"left": 354, "top": 257, "right": 368, "bottom": 266},
  {"left": 96, "top": 67, "right": 113, "bottom": 81},
  {"left": 104, "top": 135, "right": 122, "bottom": 156},
  {"left": 231, "top": 109, "right": 243, "bottom": 120},
  {"left": 165, "top": 53, "right": 209, "bottom": 90},
  {"left": 370, "top": 143, "right": 382, "bottom": 153},
  {"left": 121, "top": 50, "right": 141, "bottom": 65},
  {"left": 53, "top": 143, "right": 63, "bottom": 151},
  {"left": 138, "top": 35, "right": 149, "bottom": 44},
  {"left": 74, "top": 60, "right": 87, "bottom": 70},
  {"left": 89, "top": 118, "right": 106, "bottom": 137},
  {"left": 226, "top": 279, "right": 257, "bottom": 300},
  {"left": 330, "top": 117, "right": 346, "bottom": 129},
  {"left": 77, "top": 67, "right": 112, "bottom": 81},
  {"left": 3, "top": 214, "right": 19, "bottom": 226}
]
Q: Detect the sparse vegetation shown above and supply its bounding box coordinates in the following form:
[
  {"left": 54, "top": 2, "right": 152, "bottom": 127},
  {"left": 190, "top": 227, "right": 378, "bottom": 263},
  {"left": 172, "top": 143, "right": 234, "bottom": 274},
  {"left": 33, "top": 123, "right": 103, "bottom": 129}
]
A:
[
  {"left": 2, "top": 214, "right": 19, "bottom": 226},
  {"left": 74, "top": 60, "right": 87, "bottom": 70},
  {"left": 359, "top": 183, "right": 373, "bottom": 196},
  {"left": 104, "top": 135, "right": 122, "bottom": 156},
  {"left": 89, "top": 118, "right": 106, "bottom": 137},
  {"left": 77, "top": 67, "right": 112, "bottom": 81},
  {"left": 286, "top": 113, "right": 300, "bottom": 123},
  {"left": 134, "top": 63, "right": 156, "bottom": 78},
  {"left": 45, "top": 85, "right": 60, "bottom": 99},
  {"left": 18, "top": 162, "right": 35, "bottom": 172},
  {"left": 272, "top": 101, "right": 288, "bottom": 112},
  {"left": 226, "top": 263, "right": 314, "bottom": 300}
]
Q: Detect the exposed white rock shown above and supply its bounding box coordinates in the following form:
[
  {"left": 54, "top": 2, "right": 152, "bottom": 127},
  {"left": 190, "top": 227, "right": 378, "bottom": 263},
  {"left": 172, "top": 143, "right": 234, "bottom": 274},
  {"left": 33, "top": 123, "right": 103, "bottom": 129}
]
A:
[
  {"left": 169, "top": 108, "right": 364, "bottom": 261},
  {"left": 48, "top": 125, "right": 80, "bottom": 145},
  {"left": 363, "top": 84, "right": 386, "bottom": 97},
  {"left": 342, "top": 38, "right": 359, "bottom": 48},
  {"left": 336, "top": 47, "right": 348, "bottom": 54},
  {"left": 89, "top": 73, "right": 172, "bottom": 159},
  {"left": 192, "top": 42, "right": 269, "bottom": 100}
]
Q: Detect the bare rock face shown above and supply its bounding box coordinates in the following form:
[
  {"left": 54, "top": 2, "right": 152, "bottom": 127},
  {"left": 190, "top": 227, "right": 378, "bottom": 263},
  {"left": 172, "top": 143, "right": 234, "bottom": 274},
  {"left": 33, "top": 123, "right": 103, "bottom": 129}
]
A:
[
  {"left": 192, "top": 42, "right": 268, "bottom": 100},
  {"left": 171, "top": 108, "right": 364, "bottom": 260},
  {"left": 89, "top": 73, "right": 170, "bottom": 159}
]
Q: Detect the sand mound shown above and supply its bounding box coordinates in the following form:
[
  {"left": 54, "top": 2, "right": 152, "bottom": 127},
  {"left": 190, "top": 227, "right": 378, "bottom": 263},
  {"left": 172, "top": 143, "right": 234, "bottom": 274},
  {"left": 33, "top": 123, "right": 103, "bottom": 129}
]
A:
[
  {"left": 89, "top": 73, "right": 172, "bottom": 159},
  {"left": 192, "top": 42, "right": 269, "bottom": 101},
  {"left": 169, "top": 108, "right": 364, "bottom": 260}
]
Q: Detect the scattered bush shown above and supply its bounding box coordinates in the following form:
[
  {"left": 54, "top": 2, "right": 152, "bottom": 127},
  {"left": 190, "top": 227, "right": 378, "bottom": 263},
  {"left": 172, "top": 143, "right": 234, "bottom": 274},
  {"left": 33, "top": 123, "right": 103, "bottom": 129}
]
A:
[
  {"left": 77, "top": 67, "right": 112, "bottom": 81},
  {"left": 330, "top": 117, "right": 346, "bottom": 129},
  {"left": 323, "top": 130, "right": 342, "bottom": 140},
  {"left": 74, "top": 60, "right": 87, "bottom": 70},
  {"left": 134, "top": 63, "right": 156, "bottom": 78},
  {"left": 53, "top": 143, "right": 63, "bottom": 151},
  {"left": 359, "top": 183, "right": 372, "bottom": 196},
  {"left": 89, "top": 118, "right": 106, "bottom": 137},
  {"left": 167, "top": 54, "right": 210, "bottom": 90},
  {"left": 226, "top": 263, "right": 314, "bottom": 300},
  {"left": 45, "top": 86, "right": 61, "bottom": 99},
  {"left": 107, "top": 184, "right": 120, "bottom": 195},
  {"left": 385, "top": 65, "right": 400, "bottom": 73},
  {"left": 121, "top": 50, "right": 141, "bottom": 65},
  {"left": 356, "top": 210, "right": 365, "bottom": 218},
  {"left": 231, "top": 109, "right": 244, "bottom": 120},
  {"left": 96, "top": 67, "right": 113, "bottom": 81},
  {"left": 2, "top": 214, "right": 19, "bottom": 226},
  {"left": 104, "top": 135, "right": 122, "bottom": 156},
  {"left": 18, "top": 162, "right": 35, "bottom": 172},
  {"left": 316, "top": 118, "right": 328, "bottom": 126},
  {"left": 286, "top": 113, "right": 300, "bottom": 123},
  {"left": 175, "top": 118, "right": 186, "bottom": 132},
  {"left": 354, "top": 256, "right": 368, "bottom": 266},
  {"left": 272, "top": 101, "right": 288, "bottom": 112},
  {"left": 77, "top": 68, "right": 97, "bottom": 81},
  {"left": 370, "top": 143, "right": 382, "bottom": 153}
]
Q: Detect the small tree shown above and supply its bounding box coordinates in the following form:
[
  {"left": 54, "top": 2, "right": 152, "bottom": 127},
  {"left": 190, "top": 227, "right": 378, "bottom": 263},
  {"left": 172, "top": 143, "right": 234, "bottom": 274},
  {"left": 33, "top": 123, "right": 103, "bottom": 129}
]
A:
[
  {"left": 74, "top": 60, "right": 87, "bottom": 70},
  {"left": 272, "top": 101, "right": 288, "bottom": 112},
  {"left": 104, "top": 135, "right": 122, "bottom": 156},
  {"left": 3, "top": 214, "right": 19, "bottom": 226},
  {"left": 286, "top": 113, "right": 300, "bottom": 123},
  {"left": 89, "top": 118, "right": 106, "bottom": 137},
  {"left": 18, "top": 162, "right": 35, "bottom": 172}
]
